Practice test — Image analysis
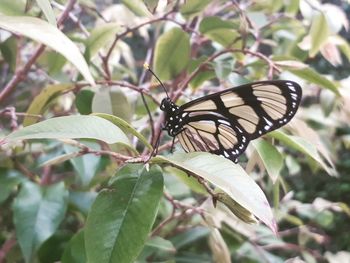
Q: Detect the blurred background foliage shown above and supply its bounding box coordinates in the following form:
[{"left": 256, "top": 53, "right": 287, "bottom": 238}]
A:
[{"left": 1, "top": 0, "right": 350, "bottom": 262}]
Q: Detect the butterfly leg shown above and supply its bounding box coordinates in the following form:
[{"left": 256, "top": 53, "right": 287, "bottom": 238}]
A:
[{"left": 170, "top": 136, "right": 176, "bottom": 153}]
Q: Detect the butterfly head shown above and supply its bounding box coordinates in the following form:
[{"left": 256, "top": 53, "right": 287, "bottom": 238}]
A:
[{"left": 160, "top": 97, "right": 174, "bottom": 112}]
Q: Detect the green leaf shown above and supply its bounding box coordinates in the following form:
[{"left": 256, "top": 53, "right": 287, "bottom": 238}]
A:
[
  {"left": 61, "top": 230, "right": 86, "bottom": 263},
  {"left": 337, "top": 36, "right": 350, "bottom": 62},
  {"left": 37, "top": 50, "right": 66, "bottom": 75},
  {"left": 269, "top": 130, "right": 333, "bottom": 175},
  {"left": 13, "top": 181, "right": 68, "bottom": 263},
  {"left": 92, "top": 88, "right": 133, "bottom": 123},
  {"left": 0, "top": 16, "right": 95, "bottom": 85},
  {"left": 64, "top": 141, "right": 101, "bottom": 187},
  {"left": 69, "top": 191, "right": 97, "bottom": 215},
  {"left": 143, "top": 0, "right": 159, "bottom": 13},
  {"left": 85, "top": 164, "right": 164, "bottom": 263},
  {"left": 35, "top": 0, "right": 56, "bottom": 26},
  {"left": 23, "top": 84, "right": 74, "bottom": 126},
  {"left": 212, "top": 55, "right": 234, "bottom": 80},
  {"left": 153, "top": 28, "right": 190, "bottom": 81},
  {"left": 85, "top": 23, "right": 121, "bottom": 59},
  {"left": 152, "top": 153, "right": 277, "bottom": 233},
  {"left": 75, "top": 89, "right": 95, "bottom": 115},
  {"left": 289, "top": 68, "right": 339, "bottom": 96},
  {"left": 39, "top": 151, "right": 81, "bottom": 168},
  {"left": 0, "top": 0, "right": 24, "bottom": 15},
  {"left": 215, "top": 192, "right": 257, "bottom": 224},
  {"left": 0, "top": 36, "right": 17, "bottom": 71},
  {"left": 165, "top": 166, "right": 207, "bottom": 195},
  {"left": 122, "top": 0, "right": 152, "bottom": 17},
  {"left": 0, "top": 169, "right": 25, "bottom": 204},
  {"left": 38, "top": 231, "right": 71, "bottom": 263},
  {"left": 252, "top": 139, "right": 283, "bottom": 183},
  {"left": 188, "top": 56, "right": 216, "bottom": 89},
  {"left": 170, "top": 226, "right": 210, "bottom": 249},
  {"left": 137, "top": 236, "right": 176, "bottom": 262},
  {"left": 94, "top": 113, "right": 153, "bottom": 150},
  {"left": 4, "top": 115, "right": 130, "bottom": 146},
  {"left": 309, "top": 13, "right": 329, "bottom": 57},
  {"left": 199, "top": 16, "right": 239, "bottom": 47},
  {"left": 180, "top": 0, "right": 211, "bottom": 17}
]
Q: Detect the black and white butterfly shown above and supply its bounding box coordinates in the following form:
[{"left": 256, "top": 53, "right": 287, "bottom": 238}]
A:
[{"left": 159, "top": 80, "right": 302, "bottom": 163}]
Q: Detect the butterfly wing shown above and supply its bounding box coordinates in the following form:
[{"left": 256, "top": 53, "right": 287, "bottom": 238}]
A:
[{"left": 176, "top": 80, "right": 302, "bottom": 162}]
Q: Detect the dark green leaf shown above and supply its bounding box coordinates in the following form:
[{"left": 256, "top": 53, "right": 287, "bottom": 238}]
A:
[
  {"left": 64, "top": 141, "right": 101, "bottom": 187},
  {"left": 170, "top": 226, "right": 210, "bottom": 249},
  {"left": 38, "top": 231, "right": 71, "bottom": 263},
  {"left": 75, "top": 89, "right": 95, "bottom": 115},
  {"left": 0, "top": 169, "right": 25, "bottom": 204},
  {"left": 137, "top": 236, "right": 176, "bottom": 262},
  {"left": 61, "top": 230, "right": 86, "bottom": 263},
  {"left": 0, "top": 36, "right": 17, "bottom": 71},
  {"left": 85, "top": 164, "right": 164, "bottom": 263},
  {"left": 13, "top": 181, "right": 68, "bottom": 262}
]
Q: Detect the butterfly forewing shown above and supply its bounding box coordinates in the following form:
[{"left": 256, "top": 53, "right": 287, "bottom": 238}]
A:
[{"left": 173, "top": 80, "right": 302, "bottom": 162}]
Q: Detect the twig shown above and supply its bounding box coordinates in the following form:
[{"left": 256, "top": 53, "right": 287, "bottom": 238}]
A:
[
  {"left": 101, "top": 10, "right": 175, "bottom": 80},
  {"left": 0, "top": 238, "right": 16, "bottom": 263}
]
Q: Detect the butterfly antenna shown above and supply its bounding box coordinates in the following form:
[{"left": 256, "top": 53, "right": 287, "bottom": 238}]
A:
[{"left": 144, "top": 63, "right": 170, "bottom": 98}]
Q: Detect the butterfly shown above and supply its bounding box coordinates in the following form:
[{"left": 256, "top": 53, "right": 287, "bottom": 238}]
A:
[{"left": 158, "top": 80, "right": 302, "bottom": 163}]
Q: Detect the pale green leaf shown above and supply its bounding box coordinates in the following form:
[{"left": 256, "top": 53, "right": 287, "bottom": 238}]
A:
[
  {"left": 269, "top": 130, "right": 334, "bottom": 175},
  {"left": 4, "top": 115, "right": 130, "bottom": 146},
  {"left": 94, "top": 113, "right": 152, "bottom": 150},
  {"left": 252, "top": 139, "right": 283, "bottom": 183},
  {"left": 310, "top": 13, "right": 329, "bottom": 57},
  {"left": 289, "top": 68, "right": 339, "bottom": 95},
  {"left": 152, "top": 153, "right": 277, "bottom": 233},
  {"left": 122, "top": 0, "right": 152, "bottom": 17},
  {"left": 92, "top": 88, "right": 133, "bottom": 123},
  {"left": 35, "top": 0, "right": 56, "bottom": 26},
  {"left": 180, "top": 0, "right": 211, "bottom": 17},
  {"left": 0, "top": 16, "right": 95, "bottom": 85}
]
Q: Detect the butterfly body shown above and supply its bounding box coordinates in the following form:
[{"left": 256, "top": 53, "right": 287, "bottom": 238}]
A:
[{"left": 160, "top": 80, "right": 302, "bottom": 163}]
